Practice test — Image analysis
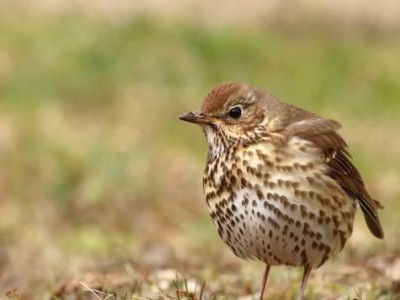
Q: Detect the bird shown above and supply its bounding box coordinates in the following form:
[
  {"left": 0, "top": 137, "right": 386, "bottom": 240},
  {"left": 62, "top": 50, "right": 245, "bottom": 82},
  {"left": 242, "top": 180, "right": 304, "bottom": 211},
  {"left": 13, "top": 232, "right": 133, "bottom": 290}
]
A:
[{"left": 179, "top": 82, "right": 384, "bottom": 300}]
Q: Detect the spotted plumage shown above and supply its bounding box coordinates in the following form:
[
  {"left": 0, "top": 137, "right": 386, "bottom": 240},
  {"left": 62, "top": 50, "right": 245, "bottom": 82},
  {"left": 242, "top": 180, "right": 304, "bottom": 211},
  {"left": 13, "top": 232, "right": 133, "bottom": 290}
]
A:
[{"left": 180, "top": 82, "right": 384, "bottom": 300}]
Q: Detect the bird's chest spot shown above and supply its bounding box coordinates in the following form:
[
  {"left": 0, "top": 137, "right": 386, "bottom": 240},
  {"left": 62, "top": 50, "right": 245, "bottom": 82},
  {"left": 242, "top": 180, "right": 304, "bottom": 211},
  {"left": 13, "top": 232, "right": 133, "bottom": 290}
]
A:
[{"left": 204, "top": 143, "right": 279, "bottom": 209}]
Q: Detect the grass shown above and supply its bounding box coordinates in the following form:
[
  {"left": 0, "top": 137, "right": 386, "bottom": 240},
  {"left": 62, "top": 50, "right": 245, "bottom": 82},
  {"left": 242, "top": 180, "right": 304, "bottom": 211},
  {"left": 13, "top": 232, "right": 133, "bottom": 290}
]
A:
[{"left": 0, "top": 9, "right": 399, "bottom": 300}]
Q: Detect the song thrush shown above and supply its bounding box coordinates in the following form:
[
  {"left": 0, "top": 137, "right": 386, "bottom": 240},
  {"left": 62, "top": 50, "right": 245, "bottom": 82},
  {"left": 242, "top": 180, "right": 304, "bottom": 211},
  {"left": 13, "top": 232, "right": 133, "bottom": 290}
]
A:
[{"left": 180, "top": 82, "right": 384, "bottom": 300}]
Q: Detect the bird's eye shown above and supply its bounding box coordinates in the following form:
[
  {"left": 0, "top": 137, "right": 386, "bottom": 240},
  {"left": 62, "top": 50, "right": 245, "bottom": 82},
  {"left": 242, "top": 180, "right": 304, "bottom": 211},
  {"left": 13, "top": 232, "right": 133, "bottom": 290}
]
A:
[{"left": 228, "top": 107, "right": 242, "bottom": 119}]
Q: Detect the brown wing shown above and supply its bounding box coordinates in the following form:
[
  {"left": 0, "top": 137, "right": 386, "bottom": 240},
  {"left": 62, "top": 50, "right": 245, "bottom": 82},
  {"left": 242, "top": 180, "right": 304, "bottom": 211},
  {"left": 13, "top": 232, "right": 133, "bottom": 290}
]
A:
[{"left": 285, "top": 118, "right": 384, "bottom": 239}]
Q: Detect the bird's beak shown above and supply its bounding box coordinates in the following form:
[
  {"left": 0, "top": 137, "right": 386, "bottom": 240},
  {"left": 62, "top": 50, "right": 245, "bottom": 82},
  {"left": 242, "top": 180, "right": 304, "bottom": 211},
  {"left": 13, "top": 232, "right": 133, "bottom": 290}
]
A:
[{"left": 179, "top": 111, "right": 214, "bottom": 125}]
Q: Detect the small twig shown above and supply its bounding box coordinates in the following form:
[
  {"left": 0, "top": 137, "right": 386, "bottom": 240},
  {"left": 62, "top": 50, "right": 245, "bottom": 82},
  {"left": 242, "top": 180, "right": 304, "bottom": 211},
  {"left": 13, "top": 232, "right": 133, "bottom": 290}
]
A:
[
  {"left": 174, "top": 272, "right": 181, "bottom": 300},
  {"left": 199, "top": 280, "right": 206, "bottom": 300},
  {"left": 79, "top": 281, "right": 115, "bottom": 300}
]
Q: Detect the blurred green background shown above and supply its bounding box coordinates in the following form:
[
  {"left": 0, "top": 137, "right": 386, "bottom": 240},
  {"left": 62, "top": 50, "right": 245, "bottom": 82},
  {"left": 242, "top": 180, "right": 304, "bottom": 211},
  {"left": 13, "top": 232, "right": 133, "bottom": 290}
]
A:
[{"left": 0, "top": 2, "right": 400, "bottom": 299}]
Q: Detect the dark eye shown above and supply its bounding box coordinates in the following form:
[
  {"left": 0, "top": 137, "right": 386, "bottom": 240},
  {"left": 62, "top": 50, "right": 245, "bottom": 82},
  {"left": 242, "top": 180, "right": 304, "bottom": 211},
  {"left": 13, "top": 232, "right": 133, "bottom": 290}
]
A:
[{"left": 228, "top": 107, "right": 242, "bottom": 119}]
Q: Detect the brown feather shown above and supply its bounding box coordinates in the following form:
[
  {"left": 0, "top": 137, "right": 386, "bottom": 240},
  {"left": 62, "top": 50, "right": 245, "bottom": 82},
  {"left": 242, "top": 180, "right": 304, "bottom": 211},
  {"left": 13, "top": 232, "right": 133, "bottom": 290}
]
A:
[
  {"left": 286, "top": 117, "right": 384, "bottom": 239},
  {"left": 201, "top": 82, "right": 242, "bottom": 114}
]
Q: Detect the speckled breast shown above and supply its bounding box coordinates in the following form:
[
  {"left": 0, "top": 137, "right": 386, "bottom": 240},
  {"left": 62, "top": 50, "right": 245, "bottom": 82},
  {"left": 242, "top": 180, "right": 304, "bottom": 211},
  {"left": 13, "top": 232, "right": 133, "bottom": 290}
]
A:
[{"left": 203, "top": 136, "right": 356, "bottom": 268}]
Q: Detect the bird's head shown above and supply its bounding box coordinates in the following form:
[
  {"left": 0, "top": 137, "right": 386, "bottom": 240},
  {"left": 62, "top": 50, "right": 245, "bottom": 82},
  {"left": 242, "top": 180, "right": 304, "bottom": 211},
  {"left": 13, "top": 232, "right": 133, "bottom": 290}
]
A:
[{"left": 180, "top": 82, "right": 281, "bottom": 155}]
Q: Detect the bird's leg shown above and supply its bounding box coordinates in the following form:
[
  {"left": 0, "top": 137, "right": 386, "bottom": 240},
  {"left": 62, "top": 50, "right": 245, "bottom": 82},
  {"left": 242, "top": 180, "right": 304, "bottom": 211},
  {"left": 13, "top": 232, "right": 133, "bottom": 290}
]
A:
[
  {"left": 296, "top": 265, "right": 312, "bottom": 300},
  {"left": 258, "top": 264, "right": 271, "bottom": 300}
]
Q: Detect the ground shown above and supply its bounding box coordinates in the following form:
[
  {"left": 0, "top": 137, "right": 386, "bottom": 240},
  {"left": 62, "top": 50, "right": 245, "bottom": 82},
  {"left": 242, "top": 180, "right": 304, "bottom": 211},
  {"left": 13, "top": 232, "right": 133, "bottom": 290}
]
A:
[{"left": 0, "top": 3, "right": 400, "bottom": 300}]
